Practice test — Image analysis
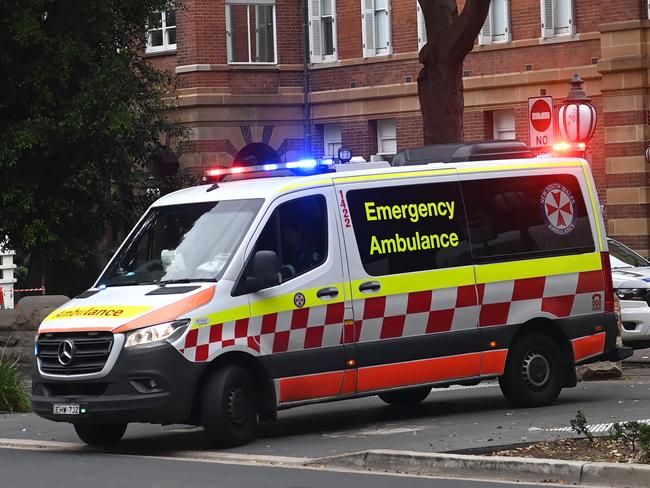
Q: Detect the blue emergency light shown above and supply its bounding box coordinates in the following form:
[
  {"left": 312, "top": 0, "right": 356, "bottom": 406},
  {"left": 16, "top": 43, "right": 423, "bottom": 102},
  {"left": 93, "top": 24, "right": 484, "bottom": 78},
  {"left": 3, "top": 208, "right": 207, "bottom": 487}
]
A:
[{"left": 205, "top": 158, "right": 335, "bottom": 182}]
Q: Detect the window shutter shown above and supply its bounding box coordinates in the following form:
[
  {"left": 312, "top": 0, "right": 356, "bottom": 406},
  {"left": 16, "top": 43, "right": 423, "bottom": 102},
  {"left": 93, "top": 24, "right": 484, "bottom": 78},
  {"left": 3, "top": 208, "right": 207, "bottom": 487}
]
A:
[
  {"left": 479, "top": 3, "right": 493, "bottom": 45},
  {"left": 416, "top": 1, "right": 427, "bottom": 51},
  {"left": 541, "top": 0, "right": 555, "bottom": 38},
  {"left": 362, "top": 0, "right": 376, "bottom": 57},
  {"left": 225, "top": 6, "right": 233, "bottom": 62},
  {"left": 504, "top": 0, "right": 512, "bottom": 42},
  {"left": 310, "top": 0, "right": 323, "bottom": 63},
  {"left": 568, "top": 0, "right": 576, "bottom": 35},
  {"left": 385, "top": 0, "right": 392, "bottom": 52}
]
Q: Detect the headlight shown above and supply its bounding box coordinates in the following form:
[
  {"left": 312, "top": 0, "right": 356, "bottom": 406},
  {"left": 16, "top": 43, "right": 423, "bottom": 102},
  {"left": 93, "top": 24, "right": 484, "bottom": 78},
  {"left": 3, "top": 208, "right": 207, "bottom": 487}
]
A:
[
  {"left": 125, "top": 319, "right": 191, "bottom": 348},
  {"left": 615, "top": 288, "right": 649, "bottom": 301}
]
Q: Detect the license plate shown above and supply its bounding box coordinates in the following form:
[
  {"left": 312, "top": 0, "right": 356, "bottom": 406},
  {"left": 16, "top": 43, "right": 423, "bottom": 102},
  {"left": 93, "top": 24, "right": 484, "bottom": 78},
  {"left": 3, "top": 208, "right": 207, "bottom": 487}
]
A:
[{"left": 53, "top": 404, "right": 80, "bottom": 415}]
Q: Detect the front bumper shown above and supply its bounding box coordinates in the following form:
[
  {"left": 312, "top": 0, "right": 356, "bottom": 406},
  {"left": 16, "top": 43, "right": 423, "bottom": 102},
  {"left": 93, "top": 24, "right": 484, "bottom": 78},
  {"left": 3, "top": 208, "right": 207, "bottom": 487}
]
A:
[
  {"left": 31, "top": 342, "right": 207, "bottom": 424},
  {"left": 619, "top": 299, "right": 650, "bottom": 347}
]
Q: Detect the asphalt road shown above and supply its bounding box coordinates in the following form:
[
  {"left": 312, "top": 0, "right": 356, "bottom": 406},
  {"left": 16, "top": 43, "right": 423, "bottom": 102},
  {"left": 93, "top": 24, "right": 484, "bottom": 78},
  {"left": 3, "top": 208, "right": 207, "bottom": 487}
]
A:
[
  {"left": 3, "top": 367, "right": 650, "bottom": 459},
  {"left": 0, "top": 448, "right": 565, "bottom": 488}
]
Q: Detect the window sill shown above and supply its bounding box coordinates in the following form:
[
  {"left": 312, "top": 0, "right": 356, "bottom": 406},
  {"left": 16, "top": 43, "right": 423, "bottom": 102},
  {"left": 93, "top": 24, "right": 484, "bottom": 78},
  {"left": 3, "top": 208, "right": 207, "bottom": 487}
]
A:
[
  {"left": 145, "top": 46, "right": 177, "bottom": 57},
  {"left": 228, "top": 63, "right": 279, "bottom": 70}
]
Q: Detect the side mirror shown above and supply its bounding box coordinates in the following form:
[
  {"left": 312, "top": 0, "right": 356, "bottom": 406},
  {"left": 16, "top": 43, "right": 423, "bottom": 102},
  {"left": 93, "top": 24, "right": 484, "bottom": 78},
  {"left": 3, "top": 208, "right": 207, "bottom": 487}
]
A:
[{"left": 246, "top": 250, "right": 281, "bottom": 292}]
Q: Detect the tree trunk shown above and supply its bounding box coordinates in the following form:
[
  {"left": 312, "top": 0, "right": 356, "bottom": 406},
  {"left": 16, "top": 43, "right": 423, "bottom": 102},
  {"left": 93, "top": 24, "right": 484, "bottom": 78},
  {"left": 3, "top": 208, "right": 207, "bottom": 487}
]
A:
[
  {"left": 418, "top": 61, "right": 464, "bottom": 144},
  {"left": 418, "top": 0, "right": 491, "bottom": 145}
]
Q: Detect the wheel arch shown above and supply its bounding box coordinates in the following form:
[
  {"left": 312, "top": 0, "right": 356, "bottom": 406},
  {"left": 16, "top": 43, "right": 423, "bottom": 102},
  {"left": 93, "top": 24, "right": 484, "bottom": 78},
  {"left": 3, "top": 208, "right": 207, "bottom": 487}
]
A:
[
  {"left": 506, "top": 317, "right": 577, "bottom": 388},
  {"left": 189, "top": 351, "right": 277, "bottom": 423}
]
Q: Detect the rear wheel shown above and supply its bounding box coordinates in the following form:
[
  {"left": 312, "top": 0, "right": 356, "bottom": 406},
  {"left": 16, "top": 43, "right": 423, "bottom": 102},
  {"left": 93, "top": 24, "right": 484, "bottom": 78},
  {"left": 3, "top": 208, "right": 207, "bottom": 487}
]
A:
[
  {"left": 73, "top": 422, "right": 127, "bottom": 446},
  {"left": 378, "top": 386, "right": 431, "bottom": 406},
  {"left": 499, "top": 332, "right": 564, "bottom": 407},
  {"left": 201, "top": 365, "right": 258, "bottom": 447}
]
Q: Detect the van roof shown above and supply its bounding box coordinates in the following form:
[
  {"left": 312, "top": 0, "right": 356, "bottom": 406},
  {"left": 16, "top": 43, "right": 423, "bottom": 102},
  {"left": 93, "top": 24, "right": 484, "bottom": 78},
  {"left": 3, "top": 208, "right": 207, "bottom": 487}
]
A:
[{"left": 152, "top": 157, "right": 587, "bottom": 207}]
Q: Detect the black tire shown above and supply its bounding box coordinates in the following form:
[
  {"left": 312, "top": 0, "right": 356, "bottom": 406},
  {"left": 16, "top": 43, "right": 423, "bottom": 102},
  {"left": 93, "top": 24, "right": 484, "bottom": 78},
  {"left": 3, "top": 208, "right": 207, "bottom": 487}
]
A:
[
  {"left": 201, "top": 365, "right": 258, "bottom": 447},
  {"left": 73, "top": 422, "right": 127, "bottom": 446},
  {"left": 378, "top": 386, "right": 431, "bottom": 406},
  {"left": 499, "top": 332, "right": 565, "bottom": 408}
]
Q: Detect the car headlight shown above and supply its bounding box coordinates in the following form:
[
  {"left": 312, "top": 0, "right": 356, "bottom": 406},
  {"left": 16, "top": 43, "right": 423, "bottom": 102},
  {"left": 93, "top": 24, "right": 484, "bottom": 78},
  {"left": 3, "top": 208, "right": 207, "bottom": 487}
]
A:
[
  {"left": 125, "top": 319, "right": 191, "bottom": 348},
  {"left": 615, "top": 288, "right": 649, "bottom": 301}
]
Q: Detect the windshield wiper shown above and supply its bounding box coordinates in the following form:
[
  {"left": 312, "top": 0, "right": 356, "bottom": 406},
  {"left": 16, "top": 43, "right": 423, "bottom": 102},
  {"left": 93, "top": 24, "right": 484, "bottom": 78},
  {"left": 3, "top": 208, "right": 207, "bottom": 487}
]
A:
[
  {"left": 101, "top": 280, "right": 159, "bottom": 287},
  {"left": 157, "top": 278, "right": 218, "bottom": 285}
]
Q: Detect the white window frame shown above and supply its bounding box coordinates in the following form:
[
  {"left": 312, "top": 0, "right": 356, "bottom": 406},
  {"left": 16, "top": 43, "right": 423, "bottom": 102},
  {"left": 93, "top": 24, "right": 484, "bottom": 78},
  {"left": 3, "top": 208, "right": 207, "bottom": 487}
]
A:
[
  {"left": 540, "top": 0, "right": 575, "bottom": 39},
  {"left": 146, "top": 10, "right": 177, "bottom": 53},
  {"left": 361, "top": 0, "right": 392, "bottom": 57},
  {"left": 226, "top": 0, "right": 278, "bottom": 64},
  {"left": 309, "top": 0, "right": 338, "bottom": 63},
  {"left": 323, "top": 123, "right": 342, "bottom": 158},
  {"left": 492, "top": 109, "right": 516, "bottom": 140},
  {"left": 479, "top": 0, "right": 511, "bottom": 46},
  {"left": 376, "top": 119, "right": 397, "bottom": 156},
  {"left": 416, "top": 1, "right": 427, "bottom": 51}
]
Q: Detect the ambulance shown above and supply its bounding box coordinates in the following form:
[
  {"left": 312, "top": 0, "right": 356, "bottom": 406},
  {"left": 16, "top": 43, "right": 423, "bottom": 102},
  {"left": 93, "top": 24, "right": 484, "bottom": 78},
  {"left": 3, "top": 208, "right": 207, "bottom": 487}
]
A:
[{"left": 31, "top": 141, "right": 632, "bottom": 447}]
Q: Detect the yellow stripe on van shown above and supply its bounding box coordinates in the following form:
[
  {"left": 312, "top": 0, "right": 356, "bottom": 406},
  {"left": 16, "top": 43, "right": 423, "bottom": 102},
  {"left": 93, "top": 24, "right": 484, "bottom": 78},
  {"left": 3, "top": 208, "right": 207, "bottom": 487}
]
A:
[
  {"left": 194, "top": 283, "right": 346, "bottom": 330},
  {"left": 351, "top": 267, "right": 475, "bottom": 301},
  {"left": 475, "top": 252, "right": 601, "bottom": 284}
]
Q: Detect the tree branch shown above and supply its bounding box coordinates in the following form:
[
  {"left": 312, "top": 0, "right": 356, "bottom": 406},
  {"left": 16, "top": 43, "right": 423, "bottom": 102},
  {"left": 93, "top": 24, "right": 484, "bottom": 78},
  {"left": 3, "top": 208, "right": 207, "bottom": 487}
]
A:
[{"left": 443, "top": 0, "right": 491, "bottom": 65}]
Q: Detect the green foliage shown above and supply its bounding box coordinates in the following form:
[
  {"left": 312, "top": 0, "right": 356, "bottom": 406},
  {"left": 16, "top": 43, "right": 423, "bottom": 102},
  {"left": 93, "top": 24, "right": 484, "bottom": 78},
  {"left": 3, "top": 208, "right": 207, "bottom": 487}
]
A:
[
  {"left": 0, "top": 353, "right": 30, "bottom": 413},
  {"left": 0, "top": 0, "right": 189, "bottom": 291},
  {"left": 570, "top": 410, "right": 594, "bottom": 442},
  {"left": 610, "top": 421, "right": 650, "bottom": 457}
]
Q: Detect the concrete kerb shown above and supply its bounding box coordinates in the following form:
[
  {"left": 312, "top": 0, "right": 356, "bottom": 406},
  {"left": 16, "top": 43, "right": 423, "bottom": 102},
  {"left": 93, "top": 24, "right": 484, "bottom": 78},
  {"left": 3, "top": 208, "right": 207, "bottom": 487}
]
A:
[{"left": 308, "top": 449, "right": 650, "bottom": 487}]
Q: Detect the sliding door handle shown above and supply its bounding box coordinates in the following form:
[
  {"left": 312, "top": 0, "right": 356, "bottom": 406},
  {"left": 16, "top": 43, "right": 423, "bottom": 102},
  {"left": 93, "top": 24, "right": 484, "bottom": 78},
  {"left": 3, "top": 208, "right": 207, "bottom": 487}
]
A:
[{"left": 359, "top": 281, "right": 381, "bottom": 293}]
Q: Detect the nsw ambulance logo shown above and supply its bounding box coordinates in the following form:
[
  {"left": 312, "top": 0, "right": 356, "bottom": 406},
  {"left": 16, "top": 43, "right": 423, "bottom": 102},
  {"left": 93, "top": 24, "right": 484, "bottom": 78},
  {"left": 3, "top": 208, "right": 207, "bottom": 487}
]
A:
[
  {"left": 540, "top": 183, "right": 577, "bottom": 235},
  {"left": 44, "top": 306, "right": 151, "bottom": 321}
]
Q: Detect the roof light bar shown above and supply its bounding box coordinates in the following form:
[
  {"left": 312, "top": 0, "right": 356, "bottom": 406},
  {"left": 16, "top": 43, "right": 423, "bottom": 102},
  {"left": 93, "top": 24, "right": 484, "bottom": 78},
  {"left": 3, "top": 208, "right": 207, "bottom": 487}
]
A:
[
  {"left": 552, "top": 141, "right": 586, "bottom": 153},
  {"left": 204, "top": 159, "right": 334, "bottom": 182}
]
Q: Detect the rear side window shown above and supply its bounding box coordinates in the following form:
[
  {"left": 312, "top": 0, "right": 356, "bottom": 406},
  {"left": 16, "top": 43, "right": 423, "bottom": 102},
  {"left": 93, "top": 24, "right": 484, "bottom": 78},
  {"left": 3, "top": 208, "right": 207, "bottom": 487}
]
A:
[
  {"left": 461, "top": 174, "right": 595, "bottom": 263},
  {"left": 346, "top": 181, "right": 472, "bottom": 276}
]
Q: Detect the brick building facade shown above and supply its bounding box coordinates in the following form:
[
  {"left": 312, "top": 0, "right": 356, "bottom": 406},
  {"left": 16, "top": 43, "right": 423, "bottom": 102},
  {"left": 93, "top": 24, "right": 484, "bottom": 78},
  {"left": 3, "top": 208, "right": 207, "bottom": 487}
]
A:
[{"left": 145, "top": 0, "right": 650, "bottom": 254}]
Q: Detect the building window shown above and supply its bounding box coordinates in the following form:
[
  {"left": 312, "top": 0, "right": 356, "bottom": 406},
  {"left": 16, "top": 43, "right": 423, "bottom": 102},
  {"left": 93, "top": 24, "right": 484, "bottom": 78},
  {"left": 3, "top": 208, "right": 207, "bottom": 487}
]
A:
[
  {"left": 479, "top": 0, "right": 510, "bottom": 45},
  {"left": 310, "top": 0, "right": 338, "bottom": 63},
  {"left": 226, "top": 0, "right": 277, "bottom": 64},
  {"left": 324, "top": 123, "right": 342, "bottom": 158},
  {"left": 541, "top": 0, "right": 574, "bottom": 38},
  {"left": 493, "top": 110, "right": 516, "bottom": 140},
  {"left": 416, "top": 1, "right": 426, "bottom": 51},
  {"left": 146, "top": 10, "right": 177, "bottom": 52},
  {"left": 377, "top": 119, "right": 397, "bottom": 157},
  {"left": 362, "top": 0, "right": 391, "bottom": 57}
]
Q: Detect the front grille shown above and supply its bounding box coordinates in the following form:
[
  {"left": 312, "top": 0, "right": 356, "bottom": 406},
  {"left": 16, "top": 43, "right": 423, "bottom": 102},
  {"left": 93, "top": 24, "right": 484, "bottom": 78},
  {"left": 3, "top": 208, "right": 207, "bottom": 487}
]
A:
[{"left": 38, "top": 332, "right": 114, "bottom": 376}]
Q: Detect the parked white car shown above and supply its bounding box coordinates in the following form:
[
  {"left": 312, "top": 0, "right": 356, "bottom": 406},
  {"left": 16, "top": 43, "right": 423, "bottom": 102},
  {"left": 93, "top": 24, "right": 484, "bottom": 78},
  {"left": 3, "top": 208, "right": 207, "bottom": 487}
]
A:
[{"left": 610, "top": 238, "right": 650, "bottom": 349}]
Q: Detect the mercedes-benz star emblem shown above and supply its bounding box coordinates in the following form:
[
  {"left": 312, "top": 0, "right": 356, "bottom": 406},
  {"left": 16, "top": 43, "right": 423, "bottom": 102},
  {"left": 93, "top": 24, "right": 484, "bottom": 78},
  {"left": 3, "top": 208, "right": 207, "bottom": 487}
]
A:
[{"left": 57, "top": 339, "right": 75, "bottom": 366}]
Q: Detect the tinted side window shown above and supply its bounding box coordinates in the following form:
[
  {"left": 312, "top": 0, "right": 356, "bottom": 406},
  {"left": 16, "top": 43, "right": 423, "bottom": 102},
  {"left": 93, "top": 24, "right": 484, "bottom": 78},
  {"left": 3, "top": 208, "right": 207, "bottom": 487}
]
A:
[
  {"left": 346, "top": 181, "right": 472, "bottom": 276},
  {"left": 253, "top": 195, "right": 328, "bottom": 281},
  {"left": 461, "top": 174, "right": 595, "bottom": 263}
]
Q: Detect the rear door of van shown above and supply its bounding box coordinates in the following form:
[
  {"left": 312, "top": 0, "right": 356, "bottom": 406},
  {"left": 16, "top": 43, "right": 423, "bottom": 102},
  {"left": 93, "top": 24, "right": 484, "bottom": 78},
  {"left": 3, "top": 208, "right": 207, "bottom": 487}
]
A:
[
  {"left": 334, "top": 170, "right": 483, "bottom": 395},
  {"left": 458, "top": 165, "right": 606, "bottom": 370}
]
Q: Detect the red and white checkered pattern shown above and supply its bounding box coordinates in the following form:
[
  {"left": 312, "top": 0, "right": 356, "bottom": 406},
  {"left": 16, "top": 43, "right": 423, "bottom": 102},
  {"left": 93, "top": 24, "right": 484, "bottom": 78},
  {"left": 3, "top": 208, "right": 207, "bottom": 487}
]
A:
[
  {"left": 351, "top": 270, "right": 605, "bottom": 343},
  {"left": 181, "top": 302, "right": 345, "bottom": 362},
  {"left": 180, "top": 270, "right": 604, "bottom": 362}
]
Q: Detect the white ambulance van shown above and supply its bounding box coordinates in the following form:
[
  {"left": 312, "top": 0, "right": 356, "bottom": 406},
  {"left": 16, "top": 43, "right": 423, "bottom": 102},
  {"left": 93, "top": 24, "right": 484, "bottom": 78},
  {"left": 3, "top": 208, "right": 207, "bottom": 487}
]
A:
[{"left": 32, "top": 142, "right": 631, "bottom": 447}]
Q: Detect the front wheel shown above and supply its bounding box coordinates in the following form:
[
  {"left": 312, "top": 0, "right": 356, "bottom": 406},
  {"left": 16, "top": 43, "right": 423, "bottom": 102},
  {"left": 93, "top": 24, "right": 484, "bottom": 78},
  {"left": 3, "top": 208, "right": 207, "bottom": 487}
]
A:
[
  {"left": 73, "top": 422, "right": 127, "bottom": 446},
  {"left": 378, "top": 386, "right": 431, "bottom": 406},
  {"left": 499, "top": 332, "right": 565, "bottom": 408},
  {"left": 201, "top": 365, "right": 258, "bottom": 447}
]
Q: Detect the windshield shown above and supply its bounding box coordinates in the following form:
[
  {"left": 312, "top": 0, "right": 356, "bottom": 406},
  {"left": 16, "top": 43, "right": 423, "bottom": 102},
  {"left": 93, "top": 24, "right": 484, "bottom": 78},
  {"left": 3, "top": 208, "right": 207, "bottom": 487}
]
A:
[
  {"left": 99, "top": 199, "right": 263, "bottom": 286},
  {"left": 608, "top": 239, "right": 650, "bottom": 269}
]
